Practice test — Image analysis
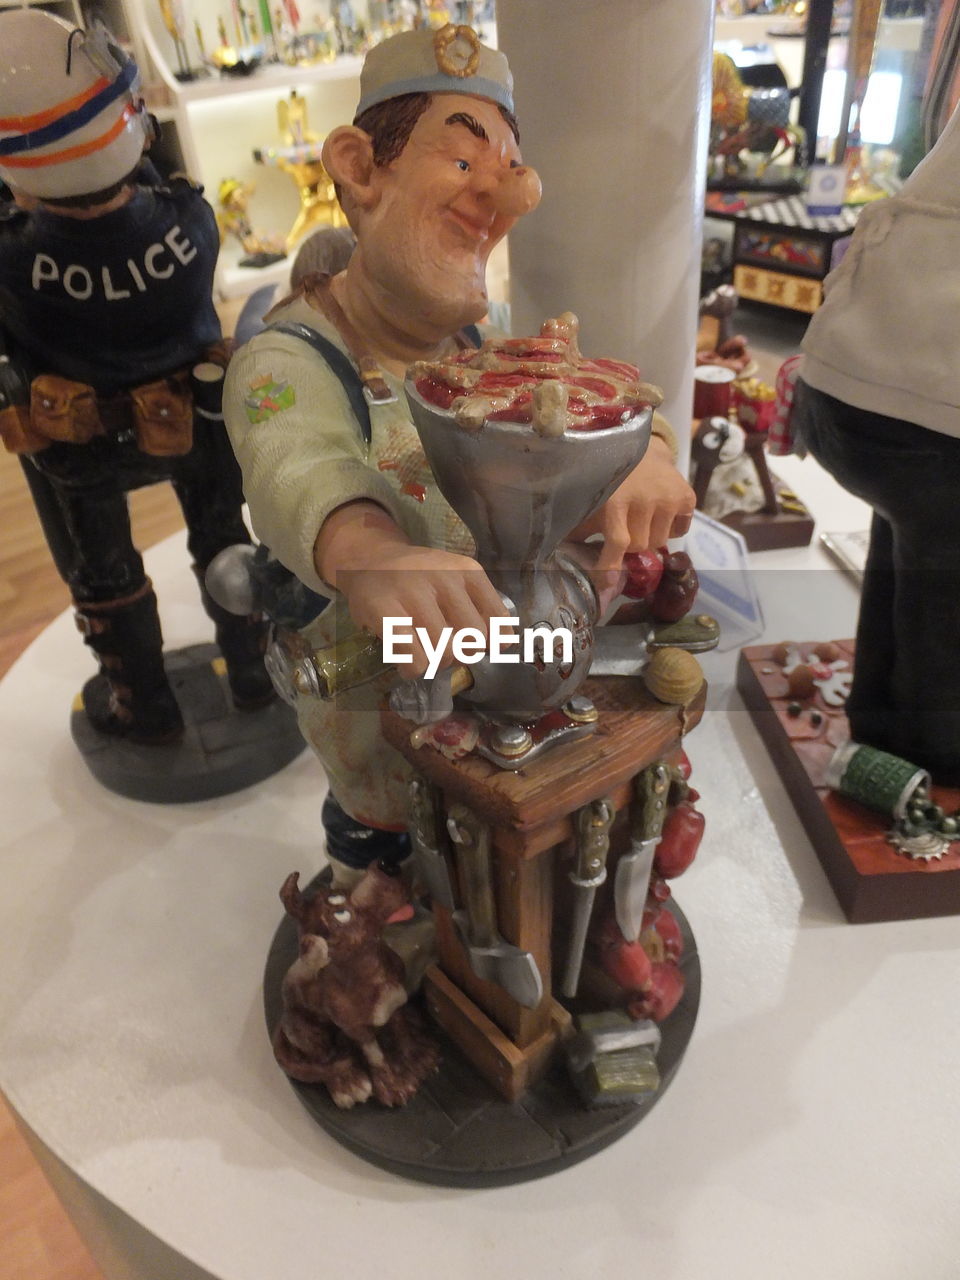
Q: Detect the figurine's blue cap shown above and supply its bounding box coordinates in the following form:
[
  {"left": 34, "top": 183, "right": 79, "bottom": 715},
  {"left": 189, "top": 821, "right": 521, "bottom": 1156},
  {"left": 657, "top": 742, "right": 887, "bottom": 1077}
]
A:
[{"left": 355, "top": 25, "right": 514, "bottom": 118}]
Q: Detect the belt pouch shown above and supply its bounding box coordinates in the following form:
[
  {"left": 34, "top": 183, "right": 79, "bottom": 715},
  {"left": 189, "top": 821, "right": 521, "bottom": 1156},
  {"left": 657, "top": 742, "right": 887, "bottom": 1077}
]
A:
[
  {"left": 129, "top": 376, "right": 194, "bottom": 456},
  {"left": 30, "top": 374, "right": 103, "bottom": 445}
]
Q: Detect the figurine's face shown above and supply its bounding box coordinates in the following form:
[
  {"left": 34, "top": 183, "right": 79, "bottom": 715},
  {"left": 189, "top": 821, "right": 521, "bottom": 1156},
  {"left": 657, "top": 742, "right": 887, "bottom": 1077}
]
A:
[{"left": 361, "top": 93, "right": 541, "bottom": 329}]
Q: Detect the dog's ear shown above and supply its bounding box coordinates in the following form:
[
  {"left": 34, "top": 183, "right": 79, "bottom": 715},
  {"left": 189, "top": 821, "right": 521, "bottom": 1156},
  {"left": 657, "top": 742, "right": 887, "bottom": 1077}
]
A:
[{"left": 279, "top": 871, "right": 305, "bottom": 921}]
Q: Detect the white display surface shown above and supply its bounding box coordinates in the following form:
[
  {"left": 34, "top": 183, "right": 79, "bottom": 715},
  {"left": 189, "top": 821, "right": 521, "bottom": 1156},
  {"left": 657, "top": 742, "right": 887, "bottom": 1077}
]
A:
[{"left": 1, "top": 463, "right": 959, "bottom": 1280}]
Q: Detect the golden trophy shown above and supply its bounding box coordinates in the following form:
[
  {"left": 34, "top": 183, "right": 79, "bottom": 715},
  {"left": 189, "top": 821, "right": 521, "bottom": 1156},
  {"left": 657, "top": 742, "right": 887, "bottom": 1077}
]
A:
[{"left": 253, "top": 91, "right": 349, "bottom": 250}]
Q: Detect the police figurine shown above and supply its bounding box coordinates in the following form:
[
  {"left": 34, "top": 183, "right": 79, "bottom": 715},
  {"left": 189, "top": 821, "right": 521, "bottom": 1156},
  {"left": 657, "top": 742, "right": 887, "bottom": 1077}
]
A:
[{"left": 0, "top": 10, "right": 276, "bottom": 777}]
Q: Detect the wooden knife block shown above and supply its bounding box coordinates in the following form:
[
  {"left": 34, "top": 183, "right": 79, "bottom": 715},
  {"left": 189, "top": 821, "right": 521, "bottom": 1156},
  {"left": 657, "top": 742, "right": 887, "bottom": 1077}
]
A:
[{"left": 380, "top": 675, "right": 703, "bottom": 1100}]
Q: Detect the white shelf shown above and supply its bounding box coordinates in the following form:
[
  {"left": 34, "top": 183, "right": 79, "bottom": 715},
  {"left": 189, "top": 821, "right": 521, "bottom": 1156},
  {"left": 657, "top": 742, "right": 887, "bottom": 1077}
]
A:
[
  {"left": 118, "top": 0, "right": 375, "bottom": 297},
  {"left": 713, "top": 14, "right": 924, "bottom": 92},
  {"left": 172, "top": 54, "right": 364, "bottom": 103}
]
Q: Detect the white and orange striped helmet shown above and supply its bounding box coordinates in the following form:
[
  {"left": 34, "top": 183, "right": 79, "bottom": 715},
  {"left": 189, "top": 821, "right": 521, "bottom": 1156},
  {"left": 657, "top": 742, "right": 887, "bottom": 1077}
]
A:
[{"left": 0, "top": 9, "right": 154, "bottom": 200}]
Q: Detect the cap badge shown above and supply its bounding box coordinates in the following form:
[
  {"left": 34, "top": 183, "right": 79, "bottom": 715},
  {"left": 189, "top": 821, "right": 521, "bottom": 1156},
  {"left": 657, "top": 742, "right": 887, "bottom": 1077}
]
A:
[{"left": 434, "top": 24, "right": 481, "bottom": 79}]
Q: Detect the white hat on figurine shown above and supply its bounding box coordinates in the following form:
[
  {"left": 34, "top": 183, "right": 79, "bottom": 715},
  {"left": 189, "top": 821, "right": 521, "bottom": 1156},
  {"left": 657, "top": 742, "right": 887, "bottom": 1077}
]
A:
[
  {"left": 355, "top": 24, "right": 514, "bottom": 118},
  {"left": 0, "top": 8, "right": 153, "bottom": 200}
]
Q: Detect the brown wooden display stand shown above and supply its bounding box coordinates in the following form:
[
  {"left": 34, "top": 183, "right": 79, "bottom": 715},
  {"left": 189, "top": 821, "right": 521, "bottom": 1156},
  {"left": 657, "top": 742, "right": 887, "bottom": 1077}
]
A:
[
  {"left": 380, "top": 674, "right": 705, "bottom": 1101},
  {"left": 719, "top": 432, "right": 815, "bottom": 551},
  {"left": 692, "top": 420, "right": 815, "bottom": 552},
  {"left": 737, "top": 641, "right": 960, "bottom": 923}
]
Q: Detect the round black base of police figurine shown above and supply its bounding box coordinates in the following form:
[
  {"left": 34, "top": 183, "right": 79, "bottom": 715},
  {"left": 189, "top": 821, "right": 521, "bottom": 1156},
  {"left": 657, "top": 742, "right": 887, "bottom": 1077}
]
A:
[
  {"left": 239, "top": 250, "right": 287, "bottom": 269},
  {"left": 263, "top": 878, "right": 700, "bottom": 1188},
  {"left": 70, "top": 642, "right": 304, "bottom": 803}
]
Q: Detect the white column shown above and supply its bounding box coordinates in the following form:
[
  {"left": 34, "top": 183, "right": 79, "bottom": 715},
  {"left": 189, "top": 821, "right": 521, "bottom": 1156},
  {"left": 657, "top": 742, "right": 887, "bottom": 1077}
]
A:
[{"left": 496, "top": 0, "right": 714, "bottom": 466}]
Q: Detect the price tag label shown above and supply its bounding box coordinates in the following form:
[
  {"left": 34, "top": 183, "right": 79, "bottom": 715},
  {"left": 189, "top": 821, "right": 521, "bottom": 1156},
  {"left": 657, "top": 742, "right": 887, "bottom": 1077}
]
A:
[
  {"left": 806, "top": 164, "right": 846, "bottom": 216},
  {"left": 682, "top": 510, "right": 764, "bottom": 652}
]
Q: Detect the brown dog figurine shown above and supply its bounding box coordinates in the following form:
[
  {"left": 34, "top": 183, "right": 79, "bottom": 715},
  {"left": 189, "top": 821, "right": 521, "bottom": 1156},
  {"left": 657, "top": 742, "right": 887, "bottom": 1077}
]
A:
[{"left": 272, "top": 862, "right": 440, "bottom": 1107}]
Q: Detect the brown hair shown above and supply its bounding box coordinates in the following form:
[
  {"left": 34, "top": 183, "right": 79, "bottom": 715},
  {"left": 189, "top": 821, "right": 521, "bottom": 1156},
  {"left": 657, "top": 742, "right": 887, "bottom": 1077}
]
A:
[{"left": 353, "top": 92, "right": 520, "bottom": 168}]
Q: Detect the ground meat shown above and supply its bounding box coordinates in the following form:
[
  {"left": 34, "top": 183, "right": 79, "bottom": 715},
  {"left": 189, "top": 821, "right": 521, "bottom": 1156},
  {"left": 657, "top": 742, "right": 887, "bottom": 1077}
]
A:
[{"left": 411, "top": 312, "right": 662, "bottom": 435}]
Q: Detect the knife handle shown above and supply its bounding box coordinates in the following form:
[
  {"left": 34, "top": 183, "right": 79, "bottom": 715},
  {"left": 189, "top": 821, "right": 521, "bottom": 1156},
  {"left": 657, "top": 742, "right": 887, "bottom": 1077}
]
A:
[
  {"left": 633, "top": 762, "right": 670, "bottom": 843},
  {"left": 572, "top": 798, "right": 614, "bottom": 886},
  {"left": 447, "top": 803, "right": 497, "bottom": 947}
]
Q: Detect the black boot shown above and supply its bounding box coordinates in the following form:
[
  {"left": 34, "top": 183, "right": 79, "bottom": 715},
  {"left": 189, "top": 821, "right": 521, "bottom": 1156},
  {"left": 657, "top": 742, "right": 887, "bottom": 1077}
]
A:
[
  {"left": 74, "top": 582, "right": 184, "bottom": 744},
  {"left": 194, "top": 565, "right": 275, "bottom": 710}
]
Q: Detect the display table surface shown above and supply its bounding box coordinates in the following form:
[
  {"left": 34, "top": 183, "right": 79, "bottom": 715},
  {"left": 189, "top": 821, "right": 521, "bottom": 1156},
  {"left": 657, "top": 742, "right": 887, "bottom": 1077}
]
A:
[{"left": 1, "top": 463, "right": 959, "bottom": 1280}]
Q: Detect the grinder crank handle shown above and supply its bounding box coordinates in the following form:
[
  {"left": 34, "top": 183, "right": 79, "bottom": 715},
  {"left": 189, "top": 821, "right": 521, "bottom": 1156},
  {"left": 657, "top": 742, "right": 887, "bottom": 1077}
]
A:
[{"left": 292, "top": 632, "right": 474, "bottom": 704}]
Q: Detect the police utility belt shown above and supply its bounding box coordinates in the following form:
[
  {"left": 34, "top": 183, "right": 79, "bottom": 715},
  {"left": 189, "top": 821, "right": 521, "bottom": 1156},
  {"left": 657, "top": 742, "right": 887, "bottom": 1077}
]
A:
[{"left": 0, "top": 341, "right": 231, "bottom": 458}]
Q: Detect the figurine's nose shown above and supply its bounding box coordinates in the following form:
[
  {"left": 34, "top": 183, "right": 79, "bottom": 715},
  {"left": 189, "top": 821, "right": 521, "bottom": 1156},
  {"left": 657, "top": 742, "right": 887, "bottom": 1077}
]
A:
[{"left": 489, "top": 165, "right": 542, "bottom": 219}]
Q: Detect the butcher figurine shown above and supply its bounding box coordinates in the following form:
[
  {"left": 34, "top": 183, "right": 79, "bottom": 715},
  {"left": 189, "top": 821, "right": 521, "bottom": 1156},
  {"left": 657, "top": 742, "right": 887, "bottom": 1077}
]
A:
[
  {"left": 223, "top": 24, "right": 696, "bottom": 883},
  {"left": 0, "top": 10, "right": 271, "bottom": 745}
]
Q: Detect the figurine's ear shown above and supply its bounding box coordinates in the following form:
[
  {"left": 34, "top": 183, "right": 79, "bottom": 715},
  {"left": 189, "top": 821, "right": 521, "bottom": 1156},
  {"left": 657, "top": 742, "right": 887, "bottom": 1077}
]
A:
[{"left": 322, "top": 125, "right": 379, "bottom": 212}]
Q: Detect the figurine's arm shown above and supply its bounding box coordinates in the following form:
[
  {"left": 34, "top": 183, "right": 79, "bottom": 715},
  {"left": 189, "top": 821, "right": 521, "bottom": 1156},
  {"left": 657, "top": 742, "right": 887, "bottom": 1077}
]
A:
[
  {"left": 569, "top": 425, "right": 696, "bottom": 585},
  {"left": 223, "top": 330, "right": 411, "bottom": 596},
  {"left": 223, "top": 330, "right": 505, "bottom": 675},
  {"left": 314, "top": 499, "right": 505, "bottom": 677}
]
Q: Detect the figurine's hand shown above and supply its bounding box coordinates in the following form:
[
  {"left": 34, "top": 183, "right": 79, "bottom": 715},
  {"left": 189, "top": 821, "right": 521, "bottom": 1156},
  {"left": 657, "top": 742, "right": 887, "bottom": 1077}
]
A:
[
  {"left": 315, "top": 501, "right": 506, "bottom": 677},
  {"left": 571, "top": 435, "right": 696, "bottom": 587},
  {"left": 343, "top": 545, "right": 508, "bottom": 677}
]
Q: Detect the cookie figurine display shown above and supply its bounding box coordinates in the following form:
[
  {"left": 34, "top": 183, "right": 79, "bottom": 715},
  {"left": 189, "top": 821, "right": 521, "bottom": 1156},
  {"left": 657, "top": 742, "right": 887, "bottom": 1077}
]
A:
[{"left": 737, "top": 640, "right": 960, "bottom": 923}]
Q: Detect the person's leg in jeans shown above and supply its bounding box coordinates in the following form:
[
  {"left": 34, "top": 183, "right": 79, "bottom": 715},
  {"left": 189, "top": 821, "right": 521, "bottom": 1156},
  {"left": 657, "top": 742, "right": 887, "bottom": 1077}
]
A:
[
  {"left": 846, "top": 510, "right": 897, "bottom": 751},
  {"left": 795, "top": 380, "right": 960, "bottom": 780}
]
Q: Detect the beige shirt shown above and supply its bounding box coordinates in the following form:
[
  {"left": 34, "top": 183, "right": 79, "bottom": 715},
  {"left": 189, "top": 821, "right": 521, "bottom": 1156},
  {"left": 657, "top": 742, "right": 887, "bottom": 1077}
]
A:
[
  {"left": 801, "top": 102, "right": 960, "bottom": 439},
  {"left": 223, "top": 295, "right": 474, "bottom": 826}
]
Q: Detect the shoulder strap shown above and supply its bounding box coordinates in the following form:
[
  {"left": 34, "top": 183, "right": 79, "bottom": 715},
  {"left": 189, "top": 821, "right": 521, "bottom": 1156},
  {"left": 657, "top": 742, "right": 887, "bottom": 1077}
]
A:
[
  {"left": 301, "top": 274, "right": 397, "bottom": 407},
  {"left": 265, "top": 319, "right": 372, "bottom": 446},
  {"left": 263, "top": 310, "right": 483, "bottom": 445}
]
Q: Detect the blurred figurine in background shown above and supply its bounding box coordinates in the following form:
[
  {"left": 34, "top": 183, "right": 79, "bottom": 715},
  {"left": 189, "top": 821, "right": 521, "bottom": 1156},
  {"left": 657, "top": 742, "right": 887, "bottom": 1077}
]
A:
[
  {"left": 289, "top": 224, "right": 355, "bottom": 287},
  {"left": 786, "top": 102, "right": 960, "bottom": 782},
  {"left": 216, "top": 177, "right": 287, "bottom": 267},
  {"left": 0, "top": 9, "right": 272, "bottom": 743},
  {"left": 278, "top": 89, "right": 318, "bottom": 146}
]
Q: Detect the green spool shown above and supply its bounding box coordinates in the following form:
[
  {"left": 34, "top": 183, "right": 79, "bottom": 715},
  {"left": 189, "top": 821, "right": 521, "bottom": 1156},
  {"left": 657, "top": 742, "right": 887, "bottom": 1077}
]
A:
[{"left": 826, "top": 742, "right": 930, "bottom": 820}]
